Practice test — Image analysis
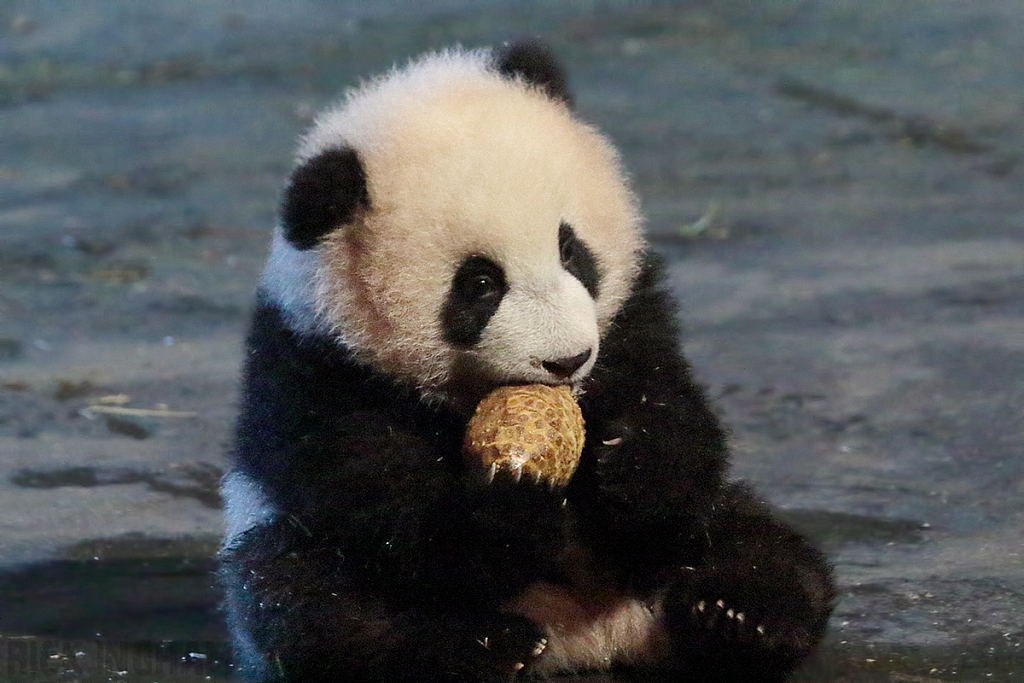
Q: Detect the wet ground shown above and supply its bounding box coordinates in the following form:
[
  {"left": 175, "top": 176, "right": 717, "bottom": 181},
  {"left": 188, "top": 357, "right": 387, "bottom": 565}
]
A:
[{"left": 1, "top": 1, "right": 1023, "bottom": 681}]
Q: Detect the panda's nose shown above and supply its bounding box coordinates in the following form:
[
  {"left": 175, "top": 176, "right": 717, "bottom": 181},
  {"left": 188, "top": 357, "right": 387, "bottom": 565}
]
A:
[{"left": 542, "top": 349, "right": 592, "bottom": 379}]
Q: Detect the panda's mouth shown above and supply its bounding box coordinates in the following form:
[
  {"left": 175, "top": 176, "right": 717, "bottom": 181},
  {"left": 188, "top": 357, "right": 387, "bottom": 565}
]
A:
[
  {"left": 444, "top": 353, "right": 588, "bottom": 415},
  {"left": 507, "top": 377, "right": 578, "bottom": 389},
  {"left": 492, "top": 373, "right": 588, "bottom": 405}
]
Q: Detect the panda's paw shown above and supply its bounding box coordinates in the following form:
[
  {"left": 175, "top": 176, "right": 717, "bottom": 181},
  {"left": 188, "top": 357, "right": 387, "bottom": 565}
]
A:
[
  {"left": 488, "top": 459, "right": 554, "bottom": 487},
  {"left": 453, "top": 613, "right": 547, "bottom": 682},
  {"left": 661, "top": 571, "right": 821, "bottom": 681}
]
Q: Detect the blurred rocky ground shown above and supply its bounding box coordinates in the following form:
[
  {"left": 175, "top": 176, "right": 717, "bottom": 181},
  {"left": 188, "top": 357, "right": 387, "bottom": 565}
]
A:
[{"left": 1, "top": 1, "right": 1022, "bottom": 681}]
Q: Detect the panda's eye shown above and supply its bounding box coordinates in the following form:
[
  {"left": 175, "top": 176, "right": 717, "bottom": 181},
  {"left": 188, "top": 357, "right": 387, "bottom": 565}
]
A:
[
  {"left": 441, "top": 255, "right": 508, "bottom": 348},
  {"left": 469, "top": 273, "right": 501, "bottom": 301},
  {"left": 450, "top": 256, "right": 506, "bottom": 305}
]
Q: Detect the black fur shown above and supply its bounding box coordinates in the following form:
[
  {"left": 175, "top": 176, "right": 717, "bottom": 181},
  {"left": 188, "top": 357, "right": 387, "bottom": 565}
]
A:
[
  {"left": 559, "top": 222, "right": 601, "bottom": 298},
  {"left": 441, "top": 255, "right": 509, "bottom": 348},
  {"left": 221, "top": 254, "right": 835, "bottom": 682},
  {"left": 495, "top": 39, "right": 574, "bottom": 107},
  {"left": 281, "top": 147, "right": 370, "bottom": 250}
]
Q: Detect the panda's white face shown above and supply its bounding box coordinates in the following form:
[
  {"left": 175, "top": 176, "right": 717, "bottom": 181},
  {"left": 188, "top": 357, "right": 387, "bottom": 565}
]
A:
[
  {"left": 263, "top": 47, "right": 643, "bottom": 408},
  {"left": 440, "top": 222, "right": 602, "bottom": 391}
]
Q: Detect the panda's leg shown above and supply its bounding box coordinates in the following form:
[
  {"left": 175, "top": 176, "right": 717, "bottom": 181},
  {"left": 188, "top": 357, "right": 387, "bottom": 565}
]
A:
[
  {"left": 220, "top": 515, "right": 549, "bottom": 683},
  {"left": 655, "top": 482, "right": 835, "bottom": 682}
]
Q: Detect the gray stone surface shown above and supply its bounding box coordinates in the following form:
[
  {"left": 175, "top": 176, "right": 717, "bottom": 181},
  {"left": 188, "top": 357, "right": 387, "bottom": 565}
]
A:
[{"left": 1, "top": 1, "right": 1022, "bottom": 680}]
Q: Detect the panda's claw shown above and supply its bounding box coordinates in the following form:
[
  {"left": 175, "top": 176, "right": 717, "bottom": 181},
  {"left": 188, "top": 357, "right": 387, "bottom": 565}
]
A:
[
  {"left": 461, "top": 614, "right": 546, "bottom": 678},
  {"left": 688, "top": 593, "right": 769, "bottom": 642},
  {"left": 487, "top": 462, "right": 497, "bottom": 483},
  {"left": 514, "top": 465, "right": 523, "bottom": 483}
]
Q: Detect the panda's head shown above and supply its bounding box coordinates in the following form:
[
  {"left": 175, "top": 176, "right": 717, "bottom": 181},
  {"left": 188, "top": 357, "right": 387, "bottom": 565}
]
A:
[{"left": 262, "top": 41, "right": 644, "bottom": 408}]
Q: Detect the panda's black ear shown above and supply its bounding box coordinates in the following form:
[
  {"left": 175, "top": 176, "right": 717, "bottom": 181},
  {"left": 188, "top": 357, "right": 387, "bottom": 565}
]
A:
[
  {"left": 281, "top": 147, "right": 370, "bottom": 250},
  {"left": 495, "top": 39, "right": 574, "bottom": 107}
]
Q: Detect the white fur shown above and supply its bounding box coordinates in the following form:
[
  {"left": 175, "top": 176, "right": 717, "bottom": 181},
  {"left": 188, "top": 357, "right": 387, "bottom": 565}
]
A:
[
  {"left": 219, "top": 470, "right": 277, "bottom": 681},
  {"left": 220, "top": 469, "right": 279, "bottom": 550},
  {"left": 259, "top": 227, "right": 328, "bottom": 334},
  {"left": 299, "top": 46, "right": 644, "bottom": 393}
]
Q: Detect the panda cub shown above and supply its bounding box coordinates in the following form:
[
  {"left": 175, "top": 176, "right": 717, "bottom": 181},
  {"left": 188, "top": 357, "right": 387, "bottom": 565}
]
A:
[{"left": 219, "top": 41, "right": 835, "bottom": 683}]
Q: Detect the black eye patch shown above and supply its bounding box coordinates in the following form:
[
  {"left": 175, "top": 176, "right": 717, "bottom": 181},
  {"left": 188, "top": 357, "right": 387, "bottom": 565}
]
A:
[
  {"left": 558, "top": 222, "right": 601, "bottom": 299},
  {"left": 441, "top": 256, "right": 508, "bottom": 348}
]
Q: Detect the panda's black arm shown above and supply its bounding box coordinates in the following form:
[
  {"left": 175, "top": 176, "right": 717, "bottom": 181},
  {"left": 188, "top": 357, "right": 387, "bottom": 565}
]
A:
[
  {"left": 573, "top": 254, "right": 835, "bottom": 678},
  {"left": 573, "top": 251, "right": 730, "bottom": 580},
  {"left": 575, "top": 254, "right": 831, "bottom": 586},
  {"left": 220, "top": 516, "right": 550, "bottom": 683}
]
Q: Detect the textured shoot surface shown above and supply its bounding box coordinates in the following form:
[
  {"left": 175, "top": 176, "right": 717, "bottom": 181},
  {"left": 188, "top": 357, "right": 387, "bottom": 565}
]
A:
[{"left": 464, "top": 384, "right": 584, "bottom": 486}]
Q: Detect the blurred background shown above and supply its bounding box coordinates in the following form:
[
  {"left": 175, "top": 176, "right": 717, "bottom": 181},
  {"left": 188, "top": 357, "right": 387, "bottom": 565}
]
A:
[{"left": 1, "top": 1, "right": 1023, "bottom": 681}]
